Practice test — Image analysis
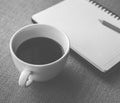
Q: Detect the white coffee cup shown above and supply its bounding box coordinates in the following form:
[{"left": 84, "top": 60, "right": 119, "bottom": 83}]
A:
[{"left": 9, "top": 24, "right": 70, "bottom": 87}]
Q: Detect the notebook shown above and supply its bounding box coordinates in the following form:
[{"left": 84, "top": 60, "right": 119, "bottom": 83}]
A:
[{"left": 32, "top": 0, "right": 120, "bottom": 72}]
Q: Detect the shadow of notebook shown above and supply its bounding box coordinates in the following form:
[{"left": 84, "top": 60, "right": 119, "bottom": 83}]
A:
[{"left": 32, "top": 0, "right": 120, "bottom": 72}]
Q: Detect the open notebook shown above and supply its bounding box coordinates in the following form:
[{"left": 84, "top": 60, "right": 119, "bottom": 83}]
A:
[{"left": 32, "top": 0, "right": 120, "bottom": 72}]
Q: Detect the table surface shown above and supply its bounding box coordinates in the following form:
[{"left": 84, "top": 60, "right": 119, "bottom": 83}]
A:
[{"left": 1, "top": 0, "right": 120, "bottom": 103}]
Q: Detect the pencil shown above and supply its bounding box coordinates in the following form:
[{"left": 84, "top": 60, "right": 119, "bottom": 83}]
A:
[{"left": 99, "top": 19, "right": 120, "bottom": 33}]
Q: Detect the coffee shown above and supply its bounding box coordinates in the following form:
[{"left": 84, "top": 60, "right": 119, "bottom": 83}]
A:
[{"left": 16, "top": 37, "right": 64, "bottom": 65}]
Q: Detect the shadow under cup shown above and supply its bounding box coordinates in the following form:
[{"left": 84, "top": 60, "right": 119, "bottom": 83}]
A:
[{"left": 10, "top": 24, "right": 70, "bottom": 85}]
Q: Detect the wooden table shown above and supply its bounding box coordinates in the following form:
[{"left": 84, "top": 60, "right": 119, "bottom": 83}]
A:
[{"left": 0, "top": 0, "right": 120, "bottom": 103}]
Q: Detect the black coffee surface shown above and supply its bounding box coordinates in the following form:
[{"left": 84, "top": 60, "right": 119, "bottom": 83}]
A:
[{"left": 16, "top": 37, "right": 64, "bottom": 64}]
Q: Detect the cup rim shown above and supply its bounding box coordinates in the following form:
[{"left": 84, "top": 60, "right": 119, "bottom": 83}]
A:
[{"left": 10, "top": 23, "right": 70, "bottom": 67}]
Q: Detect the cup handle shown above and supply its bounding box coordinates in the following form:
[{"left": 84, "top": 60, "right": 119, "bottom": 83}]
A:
[{"left": 18, "top": 69, "right": 33, "bottom": 87}]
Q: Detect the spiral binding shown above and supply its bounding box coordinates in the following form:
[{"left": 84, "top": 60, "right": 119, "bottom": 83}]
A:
[{"left": 88, "top": 0, "right": 120, "bottom": 20}]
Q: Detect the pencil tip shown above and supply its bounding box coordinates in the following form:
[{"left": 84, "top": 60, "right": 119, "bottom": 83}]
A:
[{"left": 98, "top": 19, "right": 103, "bottom": 23}]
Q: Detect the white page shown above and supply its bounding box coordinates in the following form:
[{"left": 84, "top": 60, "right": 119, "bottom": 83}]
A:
[{"left": 32, "top": 0, "right": 120, "bottom": 72}]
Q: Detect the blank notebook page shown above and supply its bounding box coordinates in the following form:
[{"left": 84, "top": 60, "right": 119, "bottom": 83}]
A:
[{"left": 32, "top": 0, "right": 120, "bottom": 72}]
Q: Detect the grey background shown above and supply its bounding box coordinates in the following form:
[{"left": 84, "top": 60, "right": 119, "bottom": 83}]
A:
[{"left": 0, "top": 0, "right": 120, "bottom": 103}]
